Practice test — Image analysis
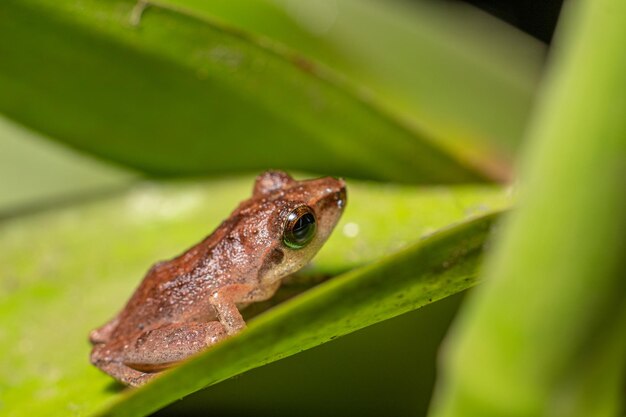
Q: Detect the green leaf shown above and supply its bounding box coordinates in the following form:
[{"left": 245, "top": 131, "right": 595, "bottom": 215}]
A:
[
  {"left": 0, "top": 0, "right": 494, "bottom": 183},
  {"left": 162, "top": 0, "right": 546, "bottom": 155},
  {"left": 429, "top": 0, "right": 626, "bottom": 416},
  {"left": 0, "top": 176, "right": 509, "bottom": 416},
  {"left": 0, "top": 115, "right": 137, "bottom": 216}
]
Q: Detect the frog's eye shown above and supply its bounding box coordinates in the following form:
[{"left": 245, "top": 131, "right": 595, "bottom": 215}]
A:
[{"left": 283, "top": 206, "right": 317, "bottom": 249}]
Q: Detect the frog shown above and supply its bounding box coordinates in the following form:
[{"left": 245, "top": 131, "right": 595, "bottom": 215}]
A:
[{"left": 89, "top": 171, "right": 347, "bottom": 386}]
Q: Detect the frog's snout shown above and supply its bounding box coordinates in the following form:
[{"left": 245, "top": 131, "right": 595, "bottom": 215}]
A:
[
  {"left": 306, "top": 175, "right": 347, "bottom": 214},
  {"left": 321, "top": 177, "right": 346, "bottom": 210}
]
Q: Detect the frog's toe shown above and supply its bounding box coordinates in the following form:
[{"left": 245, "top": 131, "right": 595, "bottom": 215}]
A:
[
  {"left": 89, "top": 328, "right": 107, "bottom": 344},
  {"left": 89, "top": 316, "right": 119, "bottom": 345}
]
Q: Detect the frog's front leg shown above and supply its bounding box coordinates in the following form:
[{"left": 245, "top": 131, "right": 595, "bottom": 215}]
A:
[
  {"left": 210, "top": 285, "right": 251, "bottom": 335},
  {"left": 210, "top": 282, "right": 282, "bottom": 335}
]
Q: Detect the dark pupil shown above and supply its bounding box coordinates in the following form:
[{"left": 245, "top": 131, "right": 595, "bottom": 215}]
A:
[{"left": 292, "top": 213, "right": 315, "bottom": 241}]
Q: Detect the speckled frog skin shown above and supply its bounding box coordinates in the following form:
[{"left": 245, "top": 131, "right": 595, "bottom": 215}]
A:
[{"left": 89, "top": 171, "right": 346, "bottom": 386}]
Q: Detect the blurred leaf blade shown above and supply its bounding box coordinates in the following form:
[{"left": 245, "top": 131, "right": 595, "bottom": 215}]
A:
[
  {"left": 0, "top": 0, "right": 494, "bottom": 183},
  {"left": 429, "top": 0, "right": 626, "bottom": 416},
  {"left": 0, "top": 176, "right": 509, "bottom": 416},
  {"left": 161, "top": 0, "right": 546, "bottom": 155},
  {"left": 0, "top": 115, "right": 137, "bottom": 215}
]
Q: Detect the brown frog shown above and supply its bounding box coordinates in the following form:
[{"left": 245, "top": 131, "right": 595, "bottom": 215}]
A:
[{"left": 89, "top": 171, "right": 346, "bottom": 386}]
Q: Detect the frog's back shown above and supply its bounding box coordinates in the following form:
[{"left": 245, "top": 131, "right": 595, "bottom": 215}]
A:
[{"left": 110, "top": 217, "right": 237, "bottom": 338}]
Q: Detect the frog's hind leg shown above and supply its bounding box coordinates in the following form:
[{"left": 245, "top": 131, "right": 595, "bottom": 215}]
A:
[{"left": 122, "top": 321, "right": 227, "bottom": 373}]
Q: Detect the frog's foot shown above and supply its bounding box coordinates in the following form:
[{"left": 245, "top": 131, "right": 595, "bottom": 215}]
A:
[
  {"left": 91, "top": 344, "right": 154, "bottom": 387},
  {"left": 98, "top": 360, "right": 155, "bottom": 387},
  {"left": 122, "top": 321, "right": 227, "bottom": 373}
]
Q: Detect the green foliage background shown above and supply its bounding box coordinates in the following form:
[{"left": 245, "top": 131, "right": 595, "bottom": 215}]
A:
[{"left": 0, "top": 0, "right": 624, "bottom": 416}]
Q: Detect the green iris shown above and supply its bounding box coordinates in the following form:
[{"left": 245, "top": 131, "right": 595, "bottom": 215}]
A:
[{"left": 283, "top": 206, "right": 317, "bottom": 249}]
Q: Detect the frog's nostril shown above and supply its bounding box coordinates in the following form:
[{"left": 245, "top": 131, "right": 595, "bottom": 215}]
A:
[{"left": 335, "top": 188, "right": 347, "bottom": 208}]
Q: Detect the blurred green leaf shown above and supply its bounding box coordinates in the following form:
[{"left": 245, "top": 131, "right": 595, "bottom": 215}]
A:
[
  {"left": 0, "top": 115, "right": 137, "bottom": 215},
  {"left": 0, "top": 176, "right": 508, "bottom": 416},
  {"left": 165, "top": 0, "right": 546, "bottom": 156},
  {"left": 0, "top": 0, "right": 495, "bottom": 183},
  {"left": 429, "top": 0, "right": 626, "bottom": 416}
]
